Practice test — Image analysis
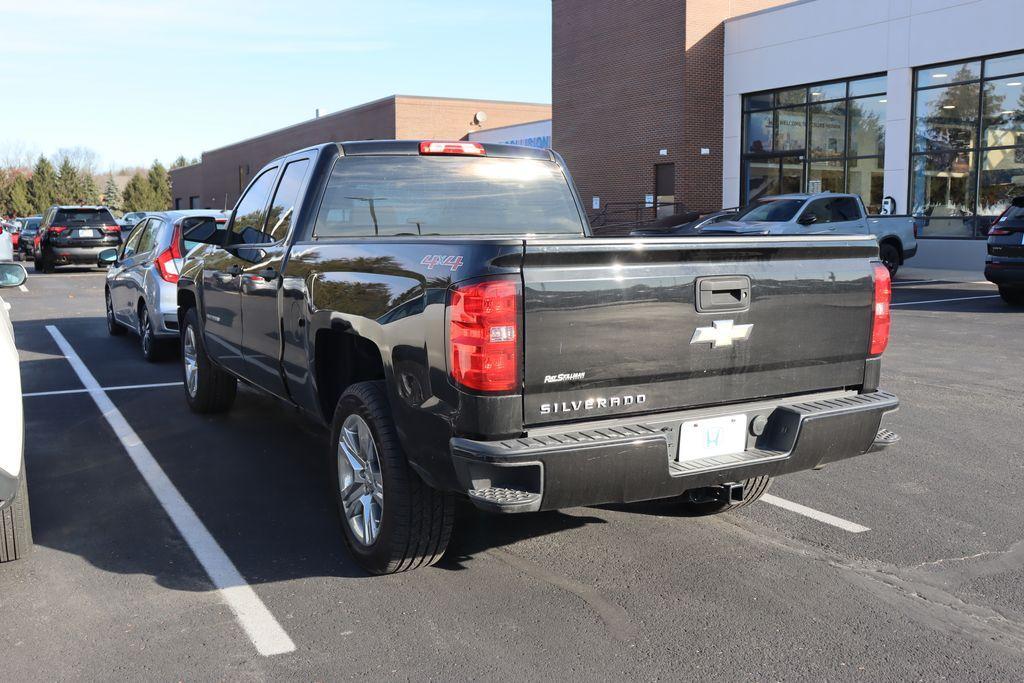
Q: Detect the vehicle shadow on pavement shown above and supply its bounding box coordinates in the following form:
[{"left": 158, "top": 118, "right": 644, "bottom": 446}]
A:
[{"left": 440, "top": 501, "right": 608, "bottom": 571}]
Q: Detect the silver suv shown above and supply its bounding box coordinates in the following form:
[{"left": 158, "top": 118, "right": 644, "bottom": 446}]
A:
[{"left": 104, "top": 211, "right": 227, "bottom": 361}]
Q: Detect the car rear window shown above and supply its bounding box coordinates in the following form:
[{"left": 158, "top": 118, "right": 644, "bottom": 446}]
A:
[
  {"left": 55, "top": 208, "right": 117, "bottom": 226},
  {"left": 313, "top": 155, "right": 585, "bottom": 238}
]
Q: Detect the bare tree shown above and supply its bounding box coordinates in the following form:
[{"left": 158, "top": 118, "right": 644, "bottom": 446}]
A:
[
  {"left": 53, "top": 146, "right": 101, "bottom": 176},
  {"left": 0, "top": 140, "right": 41, "bottom": 170}
]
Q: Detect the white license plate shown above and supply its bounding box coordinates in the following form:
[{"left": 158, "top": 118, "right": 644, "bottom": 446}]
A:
[
  {"left": 78, "top": 229, "right": 95, "bottom": 237},
  {"left": 678, "top": 414, "right": 747, "bottom": 462}
]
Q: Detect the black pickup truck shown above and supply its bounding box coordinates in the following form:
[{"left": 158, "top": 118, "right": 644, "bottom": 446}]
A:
[{"left": 176, "top": 140, "right": 899, "bottom": 574}]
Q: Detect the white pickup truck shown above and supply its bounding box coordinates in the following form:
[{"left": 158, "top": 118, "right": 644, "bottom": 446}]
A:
[{"left": 638, "top": 193, "right": 918, "bottom": 276}]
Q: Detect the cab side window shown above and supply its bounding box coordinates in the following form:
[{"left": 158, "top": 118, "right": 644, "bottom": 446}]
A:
[
  {"left": 136, "top": 219, "right": 163, "bottom": 255},
  {"left": 831, "top": 197, "right": 861, "bottom": 222},
  {"left": 263, "top": 159, "right": 310, "bottom": 243},
  {"left": 228, "top": 168, "right": 278, "bottom": 247},
  {"left": 121, "top": 219, "right": 148, "bottom": 258},
  {"left": 801, "top": 199, "right": 834, "bottom": 225}
]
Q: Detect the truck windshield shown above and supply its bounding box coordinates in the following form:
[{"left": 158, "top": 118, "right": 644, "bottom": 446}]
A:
[
  {"left": 735, "top": 199, "right": 805, "bottom": 222},
  {"left": 313, "top": 155, "right": 585, "bottom": 237}
]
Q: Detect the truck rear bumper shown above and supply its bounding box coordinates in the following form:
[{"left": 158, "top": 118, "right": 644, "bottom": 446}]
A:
[{"left": 450, "top": 390, "right": 898, "bottom": 513}]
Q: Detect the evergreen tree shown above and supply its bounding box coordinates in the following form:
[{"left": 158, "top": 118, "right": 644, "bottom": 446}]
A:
[
  {"left": 27, "top": 156, "right": 57, "bottom": 213},
  {"left": 171, "top": 155, "right": 190, "bottom": 169},
  {"left": 80, "top": 173, "right": 99, "bottom": 205},
  {"left": 122, "top": 172, "right": 157, "bottom": 212},
  {"left": 147, "top": 160, "right": 172, "bottom": 210},
  {"left": 8, "top": 174, "right": 32, "bottom": 216},
  {"left": 103, "top": 173, "right": 122, "bottom": 211},
  {"left": 56, "top": 157, "right": 82, "bottom": 204}
]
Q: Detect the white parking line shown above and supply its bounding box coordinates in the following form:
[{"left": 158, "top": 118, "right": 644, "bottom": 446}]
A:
[
  {"left": 45, "top": 326, "right": 296, "bottom": 657},
  {"left": 891, "top": 294, "right": 1001, "bottom": 307},
  {"left": 761, "top": 494, "right": 870, "bottom": 533},
  {"left": 23, "top": 381, "right": 183, "bottom": 398}
]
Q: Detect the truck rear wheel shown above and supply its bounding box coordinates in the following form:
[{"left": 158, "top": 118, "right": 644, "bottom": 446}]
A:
[
  {"left": 879, "top": 242, "right": 900, "bottom": 278},
  {"left": 1, "top": 462, "right": 33, "bottom": 563},
  {"left": 329, "top": 381, "right": 454, "bottom": 575},
  {"left": 181, "top": 306, "right": 237, "bottom": 414},
  {"left": 674, "top": 476, "right": 772, "bottom": 516}
]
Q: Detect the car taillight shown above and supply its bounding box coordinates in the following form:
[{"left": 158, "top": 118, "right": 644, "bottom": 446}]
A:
[
  {"left": 48, "top": 225, "right": 67, "bottom": 235},
  {"left": 448, "top": 279, "right": 519, "bottom": 392},
  {"left": 101, "top": 224, "right": 120, "bottom": 234},
  {"left": 870, "top": 263, "right": 891, "bottom": 356},
  {"left": 155, "top": 226, "right": 184, "bottom": 283},
  {"left": 420, "top": 141, "right": 486, "bottom": 156}
]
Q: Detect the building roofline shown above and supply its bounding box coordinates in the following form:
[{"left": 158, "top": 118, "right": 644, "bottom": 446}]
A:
[
  {"left": 725, "top": 0, "right": 818, "bottom": 23},
  {"left": 469, "top": 118, "right": 552, "bottom": 135},
  {"left": 183, "top": 95, "right": 553, "bottom": 161}
]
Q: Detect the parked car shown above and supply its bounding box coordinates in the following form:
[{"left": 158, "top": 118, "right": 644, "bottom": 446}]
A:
[
  {"left": 177, "top": 140, "right": 898, "bottom": 575},
  {"left": 119, "top": 212, "right": 148, "bottom": 235},
  {"left": 984, "top": 196, "right": 1024, "bottom": 305},
  {"left": 103, "top": 211, "right": 228, "bottom": 360},
  {"left": 0, "top": 224, "right": 12, "bottom": 262},
  {"left": 33, "top": 206, "right": 121, "bottom": 273},
  {"left": 631, "top": 209, "right": 740, "bottom": 237},
  {"left": 0, "top": 261, "right": 32, "bottom": 562},
  {"left": 15, "top": 217, "right": 40, "bottom": 261},
  {"left": 640, "top": 193, "right": 917, "bottom": 276}
]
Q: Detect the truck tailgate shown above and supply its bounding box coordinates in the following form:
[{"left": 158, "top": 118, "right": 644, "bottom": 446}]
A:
[{"left": 522, "top": 236, "right": 878, "bottom": 426}]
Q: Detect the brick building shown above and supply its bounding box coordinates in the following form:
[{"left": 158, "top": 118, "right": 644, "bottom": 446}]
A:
[
  {"left": 552, "top": 0, "right": 791, "bottom": 220},
  {"left": 170, "top": 95, "right": 550, "bottom": 210}
]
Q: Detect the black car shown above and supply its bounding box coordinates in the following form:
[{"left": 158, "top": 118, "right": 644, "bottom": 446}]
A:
[
  {"left": 15, "top": 216, "right": 41, "bottom": 261},
  {"left": 985, "top": 196, "right": 1024, "bottom": 305},
  {"left": 34, "top": 206, "right": 121, "bottom": 272}
]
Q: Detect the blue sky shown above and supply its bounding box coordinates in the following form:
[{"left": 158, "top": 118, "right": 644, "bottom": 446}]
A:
[{"left": 0, "top": 0, "right": 552, "bottom": 169}]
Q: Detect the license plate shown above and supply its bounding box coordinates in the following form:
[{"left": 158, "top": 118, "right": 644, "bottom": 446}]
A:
[
  {"left": 78, "top": 229, "right": 95, "bottom": 238},
  {"left": 678, "top": 414, "right": 747, "bottom": 462}
]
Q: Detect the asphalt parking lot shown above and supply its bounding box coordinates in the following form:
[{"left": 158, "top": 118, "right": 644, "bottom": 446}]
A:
[{"left": 2, "top": 267, "right": 1023, "bottom": 680}]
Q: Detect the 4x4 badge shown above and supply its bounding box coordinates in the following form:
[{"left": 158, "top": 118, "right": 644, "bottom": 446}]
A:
[{"left": 690, "top": 320, "right": 753, "bottom": 348}]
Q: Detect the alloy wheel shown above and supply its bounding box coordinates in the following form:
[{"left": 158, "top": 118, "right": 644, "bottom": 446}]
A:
[
  {"left": 337, "top": 414, "right": 384, "bottom": 546},
  {"left": 183, "top": 326, "right": 199, "bottom": 397},
  {"left": 140, "top": 310, "right": 152, "bottom": 355}
]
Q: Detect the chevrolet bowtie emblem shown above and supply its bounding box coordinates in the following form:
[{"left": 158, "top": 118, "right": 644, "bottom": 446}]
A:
[{"left": 690, "top": 320, "right": 753, "bottom": 348}]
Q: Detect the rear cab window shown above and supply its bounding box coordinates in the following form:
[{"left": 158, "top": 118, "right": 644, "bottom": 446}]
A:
[{"left": 313, "top": 155, "right": 585, "bottom": 238}]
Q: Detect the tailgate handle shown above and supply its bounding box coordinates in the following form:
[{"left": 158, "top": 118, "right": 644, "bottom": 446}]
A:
[{"left": 696, "top": 276, "right": 750, "bottom": 313}]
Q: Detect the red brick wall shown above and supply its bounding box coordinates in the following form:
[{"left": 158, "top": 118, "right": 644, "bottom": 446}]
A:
[
  {"left": 394, "top": 96, "right": 550, "bottom": 141},
  {"left": 553, "top": 0, "right": 789, "bottom": 219}
]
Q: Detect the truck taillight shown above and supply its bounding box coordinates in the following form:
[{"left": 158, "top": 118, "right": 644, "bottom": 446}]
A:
[
  {"left": 448, "top": 279, "right": 519, "bottom": 393},
  {"left": 155, "top": 225, "right": 184, "bottom": 283},
  {"left": 420, "top": 141, "right": 486, "bottom": 156},
  {"left": 870, "top": 263, "right": 891, "bottom": 356}
]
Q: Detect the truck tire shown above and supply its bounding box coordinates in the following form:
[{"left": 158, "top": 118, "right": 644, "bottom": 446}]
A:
[
  {"left": 329, "top": 381, "right": 454, "bottom": 574},
  {"left": 1, "top": 463, "right": 33, "bottom": 563},
  {"left": 999, "top": 286, "right": 1024, "bottom": 306},
  {"left": 105, "top": 289, "right": 125, "bottom": 336},
  {"left": 674, "top": 475, "right": 772, "bottom": 516},
  {"left": 181, "top": 306, "right": 236, "bottom": 414},
  {"left": 879, "top": 242, "right": 900, "bottom": 278}
]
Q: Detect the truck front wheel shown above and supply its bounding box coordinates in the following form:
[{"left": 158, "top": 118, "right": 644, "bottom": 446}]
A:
[
  {"left": 674, "top": 476, "right": 772, "bottom": 516},
  {"left": 329, "top": 381, "right": 454, "bottom": 574},
  {"left": 181, "top": 306, "right": 237, "bottom": 414}
]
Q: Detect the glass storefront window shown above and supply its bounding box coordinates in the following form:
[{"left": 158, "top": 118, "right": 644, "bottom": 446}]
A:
[
  {"left": 848, "top": 157, "right": 884, "bottom": 214},
  {"left": 982, "top": 78, "right": 1024, "bottom": 147},
  {"left": 979, "top": 148, "right": 1024, "bottom": 216},
  {"left": 810, "top": 102, "right": 846, "bottom": 158},
  {"left": 744, "top": 92, "right": 774, "bottom": 111},
  {"left": 776, "top": 107, "right": 806, "bottom": 151},
  {"left": 914, "top": 84, "right": 980, "bottom": 152},
  {"left": 809, "top": 82, "right": 845, "bottom": 102},
  {"left": 917, "top": 61, "right": 981, "bottom": 88},
  {"left": 745, "top": 110, "right": 774, "bottom": 153},
  {"left": 744, "top": 159, "right": 780, "bottom": 200},
  {"left": 911, "top": 152, "right": 976, "bottom": 236},
  {"left": 848, "top": 96, "right": 886, "bottom": 158},
  {"left": 808, "top": 160, "right": 845, "bottom": 194},
  {"left": 849, "top": 75, "right": 887, "bottom": 97},
  {"left": 777, "top": 87, "right": 806, "bottom": 106},
  {"left": 780, "top": 157, "right": 803, "bottom": 194},
  {"left": 984, "top": 53, "right": 1024, "bottom": 79}
]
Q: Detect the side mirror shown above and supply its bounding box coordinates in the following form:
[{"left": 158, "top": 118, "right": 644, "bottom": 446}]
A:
[
  {"left": 798, "top": 213, "right": 818, "bottom": 226},
  {"left": 0, "top": 262, "right": 27, "bottom": 288},
  {"left": 98, "top": 248, "right": 118, "bottom": 267}
]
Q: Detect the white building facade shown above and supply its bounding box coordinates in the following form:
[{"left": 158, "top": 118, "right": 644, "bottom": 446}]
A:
[{"left": 724, "top": 0, "right": 1024, "bottom": 269}]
